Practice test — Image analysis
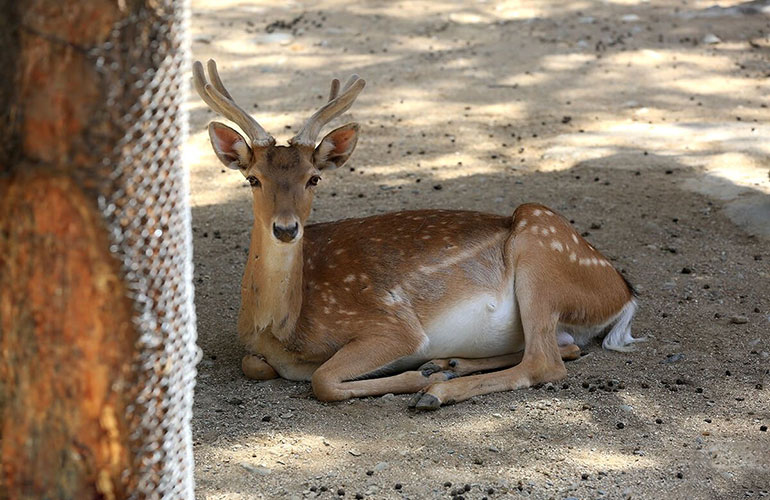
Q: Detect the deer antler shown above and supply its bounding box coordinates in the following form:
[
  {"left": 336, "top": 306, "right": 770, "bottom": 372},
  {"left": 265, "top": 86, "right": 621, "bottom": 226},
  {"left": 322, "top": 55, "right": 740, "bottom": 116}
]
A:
[
  {"left": 193, "top": 59, "right": 275, "bottom": 147},
  {"left": 289, "top": 75, "right": 366, "bottom": 147}
]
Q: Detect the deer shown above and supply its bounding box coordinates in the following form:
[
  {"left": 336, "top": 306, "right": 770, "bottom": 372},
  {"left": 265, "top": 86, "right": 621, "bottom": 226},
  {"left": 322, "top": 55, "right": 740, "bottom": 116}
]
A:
[{"left": 192, "top": 59, "right": 641, "bottom": 410}]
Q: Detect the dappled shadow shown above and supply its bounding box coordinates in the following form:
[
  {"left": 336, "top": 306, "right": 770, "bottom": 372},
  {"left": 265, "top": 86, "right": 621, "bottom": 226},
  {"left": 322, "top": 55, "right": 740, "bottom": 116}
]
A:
[
  {"left": 187, "top": 1, "right": 770, "bottom": 498},
  {"left": 191, "top": 157, "right": 769, "bottom": 499}
]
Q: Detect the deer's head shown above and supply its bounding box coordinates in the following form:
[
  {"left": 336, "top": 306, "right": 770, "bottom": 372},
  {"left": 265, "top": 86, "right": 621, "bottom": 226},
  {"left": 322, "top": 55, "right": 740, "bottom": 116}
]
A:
[{"left": 194, "top": 60, "right": 365, "bottom": 244}]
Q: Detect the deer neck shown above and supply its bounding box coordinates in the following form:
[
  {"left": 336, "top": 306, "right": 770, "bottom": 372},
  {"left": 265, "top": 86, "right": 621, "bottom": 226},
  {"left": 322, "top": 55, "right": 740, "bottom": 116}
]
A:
[{"left": 237, "top": 223, "right": 303, "bottom": 347}]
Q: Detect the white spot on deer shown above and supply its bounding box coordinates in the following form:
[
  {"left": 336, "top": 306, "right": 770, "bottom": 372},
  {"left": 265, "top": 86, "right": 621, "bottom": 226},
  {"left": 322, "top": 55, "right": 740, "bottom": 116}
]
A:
[
  {"left": 579, "top": 258, "right": 592, "bottom": 266},
  {"left": 334, "top": 248, "right": 345, "bottom": 255},
  {"left": 550, "top": 240, "right": 563, "bottom": 252},
  {"left": 544, "top": 210, "right": 553, "bottom": 216},
  {"left": 343, "top": 274, "right": 355, "bottom": 283},
  {"left": 572, "top": 234, "right": 579, "bottom": 244},
  {"left": 533, "top": 209, "right": 542, "bottom": 216},
  {"left": 530, "top": 225, "right": 540, "bottom": 234},
  {"left": 323, "top": 307, "right": 331, "bottom": 314},
  {"left": 422, "top": 235, "right": 431, "bottom": 240},
  {"left": 570, "top": 252, "right": 577, "bottom": 262},
  {"left": 517, "top": 219, "right": 528, "bottom": 230},
  {"left": 541, "top": 227, "right": 550, "bottom": 236},
  {"left": 370, "top": 237, "right": 383, "bottom": 242},
  {"left": 591, "top": 257, "right": 599, "bottom": 266},
  {"left": 599, "top": 259, "right": 609, "bottom": 267}
]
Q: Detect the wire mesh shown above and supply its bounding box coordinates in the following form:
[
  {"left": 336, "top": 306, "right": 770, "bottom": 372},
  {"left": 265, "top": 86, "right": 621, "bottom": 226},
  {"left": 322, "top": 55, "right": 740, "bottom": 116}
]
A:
[{"left": 91, "top": 1, "right": 196, "bottom": 497}]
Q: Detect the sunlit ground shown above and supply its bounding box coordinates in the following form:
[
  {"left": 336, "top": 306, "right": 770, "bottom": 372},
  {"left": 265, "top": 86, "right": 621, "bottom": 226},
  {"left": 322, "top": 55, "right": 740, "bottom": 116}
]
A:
[{"left": 187, "top": 1, "right": 770, "bottom": 498}]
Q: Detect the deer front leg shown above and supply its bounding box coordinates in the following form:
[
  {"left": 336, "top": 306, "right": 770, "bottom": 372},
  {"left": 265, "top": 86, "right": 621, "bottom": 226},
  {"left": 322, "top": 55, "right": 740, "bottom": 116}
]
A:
[
  {"left": 311, "top": 333, "right": 456, "bottom": 402},
  {"left": 418, "top": 343, "right": 580, "bottom": 377},
  {"left": 242, "top": 354, "right": 279, "bottom": 380}
]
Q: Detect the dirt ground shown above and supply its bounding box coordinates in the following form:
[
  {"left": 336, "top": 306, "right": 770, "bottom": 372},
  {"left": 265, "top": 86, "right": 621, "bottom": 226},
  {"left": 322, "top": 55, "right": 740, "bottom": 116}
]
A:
[{"left": 186, "top": 1, "right": 770, "bottom": 498}]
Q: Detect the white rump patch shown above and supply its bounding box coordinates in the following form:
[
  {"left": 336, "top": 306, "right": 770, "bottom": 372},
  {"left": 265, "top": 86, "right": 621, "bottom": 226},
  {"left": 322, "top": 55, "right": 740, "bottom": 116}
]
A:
[
  {"left": 557, "top": 331, "right": 575, "bottom": 346},
  {"left": 559, "top": 299, "right": 642, "bottom": 352},
  {"left": 602, "top": 300, "right": 644, "bottom": 352}
]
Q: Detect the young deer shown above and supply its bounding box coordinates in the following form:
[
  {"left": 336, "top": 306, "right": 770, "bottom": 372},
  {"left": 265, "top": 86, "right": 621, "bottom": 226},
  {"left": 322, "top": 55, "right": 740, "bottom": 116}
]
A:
[{"left": 193, "top": 60, "right": 640, "bottom": 410}]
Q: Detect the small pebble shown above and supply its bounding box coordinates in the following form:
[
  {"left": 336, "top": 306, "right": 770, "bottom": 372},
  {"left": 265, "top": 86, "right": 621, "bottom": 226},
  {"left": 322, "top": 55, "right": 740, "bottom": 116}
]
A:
[
  {"left": 394, "top": 483, "right": 402, "bottom": 490},
  {"left": 730, "top": 315, "right": 748, "bottom": 324},
  {"left": 617, "top": 422, "right": 625, "bottom": 429},
  {"left": 761, "top": 425, "right": 767, "bottom": 432},
  {"left": 663, "top": 353, "right": 685, "bottom": 364},
  {"left": 337, "top": 488, "right": 345, "bottom": 496}
]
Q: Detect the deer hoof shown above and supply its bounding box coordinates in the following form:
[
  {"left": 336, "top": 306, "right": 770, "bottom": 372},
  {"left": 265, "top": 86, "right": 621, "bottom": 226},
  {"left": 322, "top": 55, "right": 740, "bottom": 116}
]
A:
[
  {"left": 407, "top": 391, "right": 424, "bottom": 408},
  {"left": 419, "top": 362, "right": 442, "bottom": 376},
  {"left": 413, "top": 393, "right": 442, "bottom": 411},
  {"left": 242, "top": 354, "right": 279, "bottom": 380}
]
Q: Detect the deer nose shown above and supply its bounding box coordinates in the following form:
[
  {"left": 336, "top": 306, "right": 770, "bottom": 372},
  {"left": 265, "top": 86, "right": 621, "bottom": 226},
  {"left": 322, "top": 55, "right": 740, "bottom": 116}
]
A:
[{"left": 272, "top": 222, "right": 299, "bottom": 243}]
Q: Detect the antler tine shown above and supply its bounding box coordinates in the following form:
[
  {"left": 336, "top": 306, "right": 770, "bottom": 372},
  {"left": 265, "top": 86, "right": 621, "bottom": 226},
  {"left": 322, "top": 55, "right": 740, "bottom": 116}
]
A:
[
  {"left": 328, "top": 78, "right": 340, "bottom": 102},
  {"left": 206, "top": 59, "right": 233, "bottom": 100},
  {"left": 192, "top": 59, "right": 275, "bottom": 147},
  {"left": 290, "top": 75, "right": 366, "bottom": 147},
  {"left": 340, "top": 74, "right": 360, "bottom": 93}
]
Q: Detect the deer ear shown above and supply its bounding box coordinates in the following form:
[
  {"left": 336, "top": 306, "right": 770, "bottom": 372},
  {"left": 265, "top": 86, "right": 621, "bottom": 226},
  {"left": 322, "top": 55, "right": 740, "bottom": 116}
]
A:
[
  {"left": 313, "top": 123, "right": 359, "bottom": 171},
  {"left": 208, "top": 122, "right": 252, "bottom": 169}
]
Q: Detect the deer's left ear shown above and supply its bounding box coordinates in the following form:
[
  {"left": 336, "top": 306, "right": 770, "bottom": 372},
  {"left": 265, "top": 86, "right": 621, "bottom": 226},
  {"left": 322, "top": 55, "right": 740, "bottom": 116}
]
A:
[{"left": 313, "top": 123, "right": 359, "bottom": 171}]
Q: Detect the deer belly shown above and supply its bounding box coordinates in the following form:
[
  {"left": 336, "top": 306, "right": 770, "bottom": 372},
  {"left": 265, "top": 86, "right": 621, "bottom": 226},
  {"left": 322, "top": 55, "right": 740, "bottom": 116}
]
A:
[{"left": 421, "top": 292, "right": 523, "bottom": 359}]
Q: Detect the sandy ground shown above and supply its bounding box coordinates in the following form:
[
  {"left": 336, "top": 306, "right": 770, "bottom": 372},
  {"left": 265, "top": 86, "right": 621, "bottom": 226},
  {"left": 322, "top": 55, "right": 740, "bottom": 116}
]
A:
[{"left": 186, "top": 1, "right": 770, "bottom": 498}]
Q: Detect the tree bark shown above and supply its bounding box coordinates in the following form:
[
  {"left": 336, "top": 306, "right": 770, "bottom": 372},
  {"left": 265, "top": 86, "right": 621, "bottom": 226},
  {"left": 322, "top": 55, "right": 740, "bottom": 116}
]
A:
[{"left": 0, "top": 1, "right": 151, "bottom": 498}]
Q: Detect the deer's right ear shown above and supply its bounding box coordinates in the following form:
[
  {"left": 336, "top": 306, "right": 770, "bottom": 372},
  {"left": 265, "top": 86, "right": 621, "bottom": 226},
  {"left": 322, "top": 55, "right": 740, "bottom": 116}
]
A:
[{"left": 208, "top": 122, "right": 252, "bottom": 169}]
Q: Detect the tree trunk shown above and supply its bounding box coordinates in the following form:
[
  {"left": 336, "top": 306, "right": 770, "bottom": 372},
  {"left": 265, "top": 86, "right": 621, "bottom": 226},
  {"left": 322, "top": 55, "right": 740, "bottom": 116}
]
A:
[{"left": 0, "top": 1, "right": 192, "bottom": 498}]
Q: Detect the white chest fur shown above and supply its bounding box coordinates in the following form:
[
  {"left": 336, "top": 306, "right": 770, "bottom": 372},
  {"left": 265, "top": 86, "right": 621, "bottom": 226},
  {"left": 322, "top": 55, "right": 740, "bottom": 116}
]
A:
[{"left": 421, "top": 285, "right": 523, "bottom": 359}]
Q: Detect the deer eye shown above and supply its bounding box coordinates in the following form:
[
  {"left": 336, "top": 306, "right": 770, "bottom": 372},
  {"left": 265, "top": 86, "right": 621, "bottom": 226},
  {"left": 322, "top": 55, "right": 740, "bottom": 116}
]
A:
[
  {"left": 306, "top": 175, "right": 321, "bottom": 188},
  {"left": 247, "top": 176, "right": 261, "bottom": 187}
]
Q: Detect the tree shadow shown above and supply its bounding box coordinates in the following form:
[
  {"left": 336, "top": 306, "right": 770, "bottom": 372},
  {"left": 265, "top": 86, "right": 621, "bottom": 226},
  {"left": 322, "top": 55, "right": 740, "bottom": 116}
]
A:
[{"left": 187, "top": 1, "right": 769, "bottom": 498}]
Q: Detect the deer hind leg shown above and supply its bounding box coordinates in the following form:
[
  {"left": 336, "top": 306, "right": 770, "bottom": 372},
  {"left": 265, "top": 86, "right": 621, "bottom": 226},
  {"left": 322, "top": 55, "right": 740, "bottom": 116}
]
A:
[
  {"left": 410, "top": 270, "right": 568, "bottom": 410},
  {"left": 418, "top": 342, "right": 580, "bottom": 378}
]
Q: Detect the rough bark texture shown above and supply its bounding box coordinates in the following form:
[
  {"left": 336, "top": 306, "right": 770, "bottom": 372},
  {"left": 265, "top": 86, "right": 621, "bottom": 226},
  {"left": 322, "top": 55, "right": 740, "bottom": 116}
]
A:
[
  {"left": 0, "top": 1, "right": 142, "bottom": 498},
  {"left": 0, "top": 174, "right": 137, "bottom": 499}
]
